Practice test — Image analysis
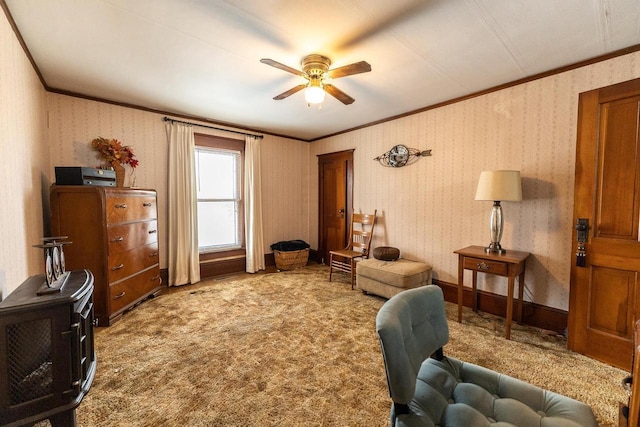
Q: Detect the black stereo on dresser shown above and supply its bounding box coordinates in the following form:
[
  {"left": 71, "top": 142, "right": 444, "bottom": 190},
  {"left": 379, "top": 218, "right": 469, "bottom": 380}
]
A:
[{"left": 0, "top": 270, "right": 96, "bottom": 426}]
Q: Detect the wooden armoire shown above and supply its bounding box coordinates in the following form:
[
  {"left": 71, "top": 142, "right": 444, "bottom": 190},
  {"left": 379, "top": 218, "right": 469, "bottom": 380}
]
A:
[{"left": 50, "top": 185, "right": 162, "bottom": 326}]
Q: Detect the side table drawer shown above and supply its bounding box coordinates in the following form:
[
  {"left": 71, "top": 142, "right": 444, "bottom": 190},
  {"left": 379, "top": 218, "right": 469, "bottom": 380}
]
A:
[{"left": 463, "top": 257, "right": 508, "bottom": 275}]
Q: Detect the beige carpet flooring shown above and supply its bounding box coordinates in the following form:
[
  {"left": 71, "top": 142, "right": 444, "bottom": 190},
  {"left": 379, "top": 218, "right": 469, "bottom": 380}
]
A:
[{"left": 70, "top": 264, "right": 627, "bottom": 426}]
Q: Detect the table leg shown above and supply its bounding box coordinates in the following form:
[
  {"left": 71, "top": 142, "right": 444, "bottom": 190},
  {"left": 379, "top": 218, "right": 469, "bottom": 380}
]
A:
[
  {"left": 506, "top": 275, "right": 515, "bottom": 340},
  {"left": 457, "top": 255, "right": 464, "bottom": 322},
  {"left": 517, "top": 271, "right": 525, "bottom": 323},
  {"left": 472, "top": 270, "right": 478, "bottom": 312}
]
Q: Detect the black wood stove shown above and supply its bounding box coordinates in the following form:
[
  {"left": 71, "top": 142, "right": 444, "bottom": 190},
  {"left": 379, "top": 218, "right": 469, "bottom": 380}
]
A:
[{"left": 0, "top": 270, "right": 96, "bottom": 426}]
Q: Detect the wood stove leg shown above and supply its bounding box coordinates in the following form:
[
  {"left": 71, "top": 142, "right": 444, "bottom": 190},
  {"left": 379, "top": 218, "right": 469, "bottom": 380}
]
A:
[{"left": 49, "top": 408, "right": 77, "bottom": 427}]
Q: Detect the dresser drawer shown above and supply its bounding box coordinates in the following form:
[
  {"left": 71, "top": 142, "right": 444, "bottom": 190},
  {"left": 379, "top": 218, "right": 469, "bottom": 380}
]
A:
[
  {"left": 109, "top": 266, "right": 162, "bottom": 314},
  {"left": 463, "top": 257, "right": 508, "bottom": 275},
  {"left": 106, "top": 195, "right": 156, "bottom": 224},
  {"left": 108, "top": 220, "right": 158, "bottom": 254},
  {"left": 108, "top": 242, "right": 159, "bottom": 283}
]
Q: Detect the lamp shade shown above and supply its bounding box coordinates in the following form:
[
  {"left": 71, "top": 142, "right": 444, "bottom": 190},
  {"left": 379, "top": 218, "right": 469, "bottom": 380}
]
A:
[{"left": 475, "top": 170, "right": 522, "bottom": 201}]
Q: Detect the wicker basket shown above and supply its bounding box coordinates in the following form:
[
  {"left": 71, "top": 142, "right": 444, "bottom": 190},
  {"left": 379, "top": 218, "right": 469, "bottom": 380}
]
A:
[{"left": 274, "top": 249, "right": 309, "bottom": 270}]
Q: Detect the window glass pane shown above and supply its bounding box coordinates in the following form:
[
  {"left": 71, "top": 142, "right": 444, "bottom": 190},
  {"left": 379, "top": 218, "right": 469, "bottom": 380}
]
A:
[
  {"left": 197, "top": 201, "right": 239, "bottom": 249},
  {"left": 196, "top": 149, "right": 238, "bottom": 200},
  {"left": 194, "top": 141, "right": 243, "bottom": 253}
]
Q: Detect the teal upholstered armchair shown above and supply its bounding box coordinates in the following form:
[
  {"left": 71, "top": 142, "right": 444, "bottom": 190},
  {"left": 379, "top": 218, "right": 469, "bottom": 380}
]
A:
[{"left": 375, "top": 285, "right": 597, "bottom": 427}]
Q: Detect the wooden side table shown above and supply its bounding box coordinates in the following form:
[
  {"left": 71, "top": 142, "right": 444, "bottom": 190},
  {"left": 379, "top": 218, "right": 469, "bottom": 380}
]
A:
[{"left": 454, "top": 245, "right": 530, "bottom": 340}]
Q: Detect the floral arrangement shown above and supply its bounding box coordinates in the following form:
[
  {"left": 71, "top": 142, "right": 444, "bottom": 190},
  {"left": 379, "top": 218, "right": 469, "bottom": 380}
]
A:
[{"left": 91, "top": 137, "right": 139, "bottom": 168}]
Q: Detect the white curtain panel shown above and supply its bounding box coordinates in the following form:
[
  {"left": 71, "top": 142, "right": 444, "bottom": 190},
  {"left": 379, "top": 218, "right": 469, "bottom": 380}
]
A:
[
  {"left": 166, "top": 122, "right": 200, "bottom": 286},
  {"left": 244, "top": 135, "right": 265, "bottom": 273}
]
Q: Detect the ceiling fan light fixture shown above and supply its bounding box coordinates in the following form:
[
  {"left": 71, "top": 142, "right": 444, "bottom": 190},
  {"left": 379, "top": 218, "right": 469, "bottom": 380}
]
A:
[
  {"left": 262, "top": 54, "right": 369, "bottom": 106},
  {"left": 304, "top": 78, "right": 325, "bottom": 105}
]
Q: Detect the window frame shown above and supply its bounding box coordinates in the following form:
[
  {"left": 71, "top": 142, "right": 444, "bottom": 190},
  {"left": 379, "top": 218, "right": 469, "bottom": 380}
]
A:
[{"left": 194, "top": 133, "right": 245, "bottom": 255}]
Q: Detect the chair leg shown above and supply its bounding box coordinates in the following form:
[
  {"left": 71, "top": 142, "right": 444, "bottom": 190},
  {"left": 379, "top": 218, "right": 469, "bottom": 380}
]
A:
[
  {"left": 350, "top": 259, "right": 355, "bottom": 289},
  {"left": 329, "top": 253, "right": 333, "bottom": 282}
]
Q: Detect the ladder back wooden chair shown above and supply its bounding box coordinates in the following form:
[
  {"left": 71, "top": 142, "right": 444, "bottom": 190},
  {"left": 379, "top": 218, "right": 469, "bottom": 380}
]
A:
[{"left": 329, "top": 210, "right": 377, "bottom": 289}]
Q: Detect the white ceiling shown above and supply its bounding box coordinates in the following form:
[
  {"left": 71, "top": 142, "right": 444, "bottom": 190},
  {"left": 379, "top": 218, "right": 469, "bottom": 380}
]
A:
[{"left": 4, "top": 0, "right": 640, "bottom": 141}]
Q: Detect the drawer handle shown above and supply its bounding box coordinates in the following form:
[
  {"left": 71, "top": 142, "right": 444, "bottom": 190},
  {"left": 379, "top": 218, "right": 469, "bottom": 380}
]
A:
[
  {"left": 150, "top": 251, "right": 158, "bottom": 257},
  {"left": 111, "top": 236, "right": 124, "bottom": 243},
  {"left": 143, "top": 202, "right": 152, "bottom": 207},
  {"left": 476, "top": 261, "right": 490, "bottom": 270},
  {"left": 148, "top": 229, "right": 157, "bottom": 234},
  {"left": 113, "top": 291, "right": 126, "bottom": 300},
  {"left": 115, "top": 203, "right": 127, "bottom": 209},
  {"left": 111, "top": 263, "right": 124, "bottom": 271},
  {"left": 151, "top": 275, "right": 160, "bottom": 281}
]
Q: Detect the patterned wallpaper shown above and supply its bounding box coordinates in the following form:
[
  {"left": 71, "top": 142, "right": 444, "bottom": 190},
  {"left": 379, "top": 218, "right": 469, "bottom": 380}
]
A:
[
  {"left": 4, "top": 3, "right": 640, "bottom": 310},
  {"left": 311, "top": 51, "right": 640, "bottom": 310},
  {"left": 0, "top": 11, "right": 49, "bottom": 298},
  {"left": 47, "top": 95, "right": 311, "bottom": 271}
]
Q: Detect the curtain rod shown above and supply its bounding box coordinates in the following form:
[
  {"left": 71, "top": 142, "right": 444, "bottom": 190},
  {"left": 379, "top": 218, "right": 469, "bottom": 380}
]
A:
[{"left": 163, "top": 117, "right": 263, "bottom": 139}]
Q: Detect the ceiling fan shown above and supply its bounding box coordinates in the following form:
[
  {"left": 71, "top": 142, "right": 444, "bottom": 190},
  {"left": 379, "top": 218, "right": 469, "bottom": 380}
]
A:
[{"left": 260, "top": 54, "right": 371, "bottom": 106}]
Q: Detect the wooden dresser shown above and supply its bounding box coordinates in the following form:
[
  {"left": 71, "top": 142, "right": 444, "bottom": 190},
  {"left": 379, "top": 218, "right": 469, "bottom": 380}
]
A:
[{"left": 50, "top": 185, "right": 162, "bottom": 326}]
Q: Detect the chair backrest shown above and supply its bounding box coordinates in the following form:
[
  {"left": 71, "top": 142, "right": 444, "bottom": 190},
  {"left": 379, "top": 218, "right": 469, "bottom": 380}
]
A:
[
  {"left": 348, "top": 210, "right": 377, "bottom": 256},
  {"left": 375, "top": 285, "right": 449, "bottom": 405}
]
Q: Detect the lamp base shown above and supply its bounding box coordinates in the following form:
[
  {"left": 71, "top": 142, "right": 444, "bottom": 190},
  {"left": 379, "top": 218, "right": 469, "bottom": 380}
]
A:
[{"left": 485, "top": 242, "right": 506, "bottom": 254}]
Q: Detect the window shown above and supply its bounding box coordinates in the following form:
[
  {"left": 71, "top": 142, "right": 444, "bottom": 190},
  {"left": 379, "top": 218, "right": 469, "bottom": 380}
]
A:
[{"left": 194, "top": 135, "right": 244, "bottom": 253}]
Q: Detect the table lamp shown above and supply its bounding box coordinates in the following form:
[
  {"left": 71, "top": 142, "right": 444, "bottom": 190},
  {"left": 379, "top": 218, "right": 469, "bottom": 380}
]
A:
[{"left": 475, "top": 170, "right": 522, "bottom": 254}]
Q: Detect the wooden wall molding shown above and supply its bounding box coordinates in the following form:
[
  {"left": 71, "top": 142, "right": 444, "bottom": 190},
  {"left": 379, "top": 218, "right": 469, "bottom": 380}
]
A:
[
  {"left": 3, "top": 0, "right": 640, "bottom": 143},
  {"left": 434, "top": 279, "right": 568, "bottom": 334},
  {"left": 161, "top": 250, "right": 320, "bottom": 283}
]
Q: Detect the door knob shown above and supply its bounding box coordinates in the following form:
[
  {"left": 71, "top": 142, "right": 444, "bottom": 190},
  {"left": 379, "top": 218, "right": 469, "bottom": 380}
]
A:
[
  {"left": 575, "top": 218, "right": 588, "bottom": 267},
  {"left": 576, "top": 218, "right": 588, "bottom": 243},
  {"left": 338, "top": 208, "right": 345, "bottom": 218}
]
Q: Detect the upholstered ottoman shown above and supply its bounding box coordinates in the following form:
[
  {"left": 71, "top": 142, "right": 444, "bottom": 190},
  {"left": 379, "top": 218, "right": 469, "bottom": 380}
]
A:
[{"left": 356, "top": 258, "right": 432, "bottom": 299}]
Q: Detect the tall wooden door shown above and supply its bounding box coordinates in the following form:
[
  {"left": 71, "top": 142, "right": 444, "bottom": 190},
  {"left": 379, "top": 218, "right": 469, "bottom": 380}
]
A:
[
  {"left": 568, "top": 78, "right": 640, "bottom": 371},
  {"left": 318, "top": 150, "right": 353, "bottom": 264}
]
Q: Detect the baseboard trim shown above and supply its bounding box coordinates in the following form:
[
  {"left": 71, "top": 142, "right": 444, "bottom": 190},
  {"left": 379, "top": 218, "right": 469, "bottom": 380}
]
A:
[
  {"left": 160, "top": 268, "right": 168, "bottom": 287},
  {"left": 433, "top": 279, "right": 568, "bottom": 334},
  {"left": 200, "top": 257, "right": 246, "bottom": 278},
  {"left": 162, "top": 250, "right": 320, "bottom": 281}
]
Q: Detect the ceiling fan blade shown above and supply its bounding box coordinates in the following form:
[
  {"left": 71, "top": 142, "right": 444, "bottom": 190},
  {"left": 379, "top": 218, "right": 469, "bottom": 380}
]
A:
[
  {"left": 324, "top": 84, "right": 355, "bottom": 105},
  {"left": 273, "top": 84, "right": 306, "bottom": 100},
  {"left": 327, "top": 61, "right": 371, "bottom": 79},
  {"left": 260, "top": 58, "right": 305, "bottom": 77}
]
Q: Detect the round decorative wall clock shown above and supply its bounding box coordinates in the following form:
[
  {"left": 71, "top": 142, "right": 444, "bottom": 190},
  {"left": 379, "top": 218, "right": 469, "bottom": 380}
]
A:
[
  {"left": 388, "top": 144, "right": 410, "bottom": 167},
  {"left": 374, "top": 145, "right": 432, "bottom": 167}
]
